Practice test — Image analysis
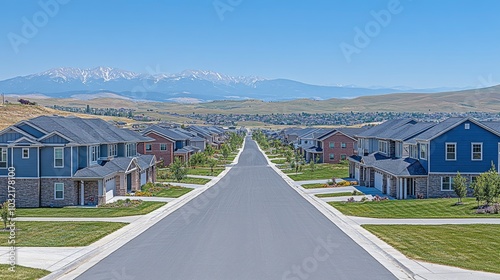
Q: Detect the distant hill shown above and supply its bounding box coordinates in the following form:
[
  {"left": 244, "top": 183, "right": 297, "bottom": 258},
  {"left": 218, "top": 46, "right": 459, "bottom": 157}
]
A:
[
  {"left": 26, "top": 84, "right": 500, "bottom": 115},
  {"left": 0, "top": 67, "right": 467, "bottom": 103},
  {"left": 0, "top": 104, "right": 132, "bottom": 130}
]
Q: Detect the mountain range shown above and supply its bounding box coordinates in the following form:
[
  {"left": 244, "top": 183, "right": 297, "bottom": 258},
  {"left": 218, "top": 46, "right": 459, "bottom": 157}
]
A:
[{"left": 0, "top": 67, "right": 472, "bottom": 103}]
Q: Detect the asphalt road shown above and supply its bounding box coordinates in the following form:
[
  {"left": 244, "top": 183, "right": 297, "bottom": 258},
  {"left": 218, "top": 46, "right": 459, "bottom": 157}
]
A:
[{"left": 77, "top": 137, "right": 397, "bottom": 280}]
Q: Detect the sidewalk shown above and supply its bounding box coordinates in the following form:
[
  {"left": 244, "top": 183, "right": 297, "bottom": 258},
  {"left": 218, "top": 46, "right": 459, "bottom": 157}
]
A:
[
  {"left": 261, "top": 148, "right": 500, "bottom": 280},
  {"left": 350, "top": 216, "right": 500, "bottom": 225},
  {"left": 107, "top": 196, "right": 174, "bottom": 203}
]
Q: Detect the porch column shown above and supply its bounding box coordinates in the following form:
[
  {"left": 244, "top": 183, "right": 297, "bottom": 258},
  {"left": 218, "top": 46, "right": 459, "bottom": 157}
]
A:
[
  {"left": 403, "top": 178, "right": 408, "bottom": 199},
  {"left": 80, "top": 180, "right": 85, "bottom": 206}
]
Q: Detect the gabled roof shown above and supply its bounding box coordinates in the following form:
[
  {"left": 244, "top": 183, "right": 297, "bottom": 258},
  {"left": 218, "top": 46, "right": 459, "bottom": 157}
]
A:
[
  {"left": 73, "top": 155, "right": 154, "bottom": 179},
  {"left": 357, "top": 119, "right": 416, "bottom": 138},
  {"left": 22, "top": 116, "right": 152, "bottom": 145},
  {"left": 351, "top": 153, "right": 427, "bottom": 177},
  {"left": 143, "top": 125, "right": 189, "bottom": 141},
  {"left": 413, "top": 117, "right": 500, "bottom": 141}
]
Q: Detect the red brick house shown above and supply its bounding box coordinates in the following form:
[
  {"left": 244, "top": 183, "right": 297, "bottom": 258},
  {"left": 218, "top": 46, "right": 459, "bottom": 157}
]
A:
[
  {"left": 316, "top": 129, "right": 364, "bottom": 164},
  {"left": 138, "top": 129, "right": 175, "bottom": 167}
]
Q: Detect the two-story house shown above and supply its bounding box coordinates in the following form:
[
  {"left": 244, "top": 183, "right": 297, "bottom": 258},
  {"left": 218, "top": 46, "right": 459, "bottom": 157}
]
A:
[
  {"left": 0, "top": 116, "right": 156, "bottom": 208},
  {"left": 349, "top": 117, "right": 500, "bottom": 199},
  {"left": 316, "top": 127, "right": 367, "bottom": 164}
]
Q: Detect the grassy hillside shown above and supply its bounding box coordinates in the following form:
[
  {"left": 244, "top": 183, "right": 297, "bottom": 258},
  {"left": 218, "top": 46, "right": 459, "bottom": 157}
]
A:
[
  {"left": 0, "top": 104, "right": 132, "bottom": 130},
  {"left": 22, "top": 85, "right": 500, "bottom": 116}
]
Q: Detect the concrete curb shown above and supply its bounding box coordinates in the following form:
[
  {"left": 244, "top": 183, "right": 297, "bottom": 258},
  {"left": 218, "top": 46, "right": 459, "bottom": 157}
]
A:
[
  {"left": 257, "top": 144, "right": 415, "bottom": 280},
  {"left": 41, "top": 139, "right": 247, "bottom": 280}
]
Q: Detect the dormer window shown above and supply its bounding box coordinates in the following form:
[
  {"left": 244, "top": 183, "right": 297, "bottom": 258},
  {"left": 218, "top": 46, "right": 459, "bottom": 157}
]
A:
[
  {"left": 108, "top": 144, "right": 117, "bottom": 157},
  {"left": 378, "top": 140, "right": 388, "bottom": 154}
]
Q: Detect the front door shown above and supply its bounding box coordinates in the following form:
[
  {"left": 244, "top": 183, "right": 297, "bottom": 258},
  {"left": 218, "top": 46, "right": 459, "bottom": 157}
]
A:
[{"left": 126, "top": 173, "right": 132, "bottom": 193}]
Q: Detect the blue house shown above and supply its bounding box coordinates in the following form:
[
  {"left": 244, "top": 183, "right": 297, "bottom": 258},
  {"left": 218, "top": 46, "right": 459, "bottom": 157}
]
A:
[
  {"left": 349, "top": 117, "right": 500, "bottom": 199},
  {"left": 0, "top": 116, "right": 156, "bottom": 207}
]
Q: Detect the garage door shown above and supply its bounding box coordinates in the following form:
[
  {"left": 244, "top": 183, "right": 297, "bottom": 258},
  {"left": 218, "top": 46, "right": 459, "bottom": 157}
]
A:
[
  {"left": 105, "top": 177, "right": 115, "bottom": 201},
  {"left": 140, "top": 170, "right": 147, "bottom": 186},
  {"left": 374, "top": 172, "right": 383, "bottom": 191},
  {"left": 354, "top": 167, "right": 360, "bottom": 181}
]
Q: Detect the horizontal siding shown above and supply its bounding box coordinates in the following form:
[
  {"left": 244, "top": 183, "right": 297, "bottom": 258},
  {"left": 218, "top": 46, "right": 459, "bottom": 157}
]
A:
[
  {"left": 13, "top": 147, "right": 38, "bottom": 177},
  {"left": 430, "top": 121, "right": 500, "bottom": 173},
  {"left": 40, "top": 147, "right": 71, "bottom": 177}
]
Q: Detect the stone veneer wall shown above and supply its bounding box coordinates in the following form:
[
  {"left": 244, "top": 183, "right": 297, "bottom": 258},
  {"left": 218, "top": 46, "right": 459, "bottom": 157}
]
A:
[
  {"left": 428, "top": 174, "right": 474, "bottom": 198},
  {"left": 0, "top": 178, "right": 40, "bottom": 208},
  {"left": 40, "top": 178, "right": 77, "bottom": 207},
  {"left": 83, "top": 181, "right": 98, "bottom": 205}
]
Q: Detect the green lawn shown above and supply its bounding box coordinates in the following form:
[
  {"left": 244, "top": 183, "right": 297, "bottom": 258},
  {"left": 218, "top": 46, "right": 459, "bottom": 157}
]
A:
[
  {"left": 267, "top": 154, "right": 283, "bottom": 159},
  {"left": 364, "top": 224, "right": 500, "bottom": 274},
  {"left": 187, "top": 167, "right": 224, "bottom": 176},
  {"left": 0, "top": 222, "right": 127, "bottom": 247},
  {"left": 316, "top": 192, "right": 364, "bottom": 198},
  {"left": 329, "top": 198, "right": 500, "bottom": 218},
  {"left": 270, "top": 158, "right": 287, "bottom": 164},
  {"left": 142, "top": 184, "right": 193, "bottom": 198},
  {"left": 287, "top": 163, "right": 349, "bottom": 181},
  {"left": 0, "top": 264, "right": 50, "bottom": 280},
  {"left": 301, "top": 183, "right": 330, "bottom": 189},
  {"left": 158, "top": 176, "right": 211, "bottom": 185},
  {"left": 16, "top": 201, "right": 166, "bottom": 217}
]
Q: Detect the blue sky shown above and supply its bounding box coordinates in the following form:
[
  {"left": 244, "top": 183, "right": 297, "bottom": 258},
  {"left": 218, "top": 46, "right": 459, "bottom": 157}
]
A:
[{"left": 1, "top": 0, "right": 500, "bottom": 88}]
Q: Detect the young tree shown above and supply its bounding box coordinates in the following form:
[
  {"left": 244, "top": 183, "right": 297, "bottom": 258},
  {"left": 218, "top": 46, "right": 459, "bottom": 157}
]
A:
[
  {"left": 204, "top": 144, "right": 215, "bottom": 157},
  {"left": 207, "top": 158, "right": 219, "bottom": 176},
  {"left": 453, "top": 172, "right": 467, "bottom": 204},
  {"left": 472, "top": 164, "right": 500, "bottom": 206},
  {"left": 221, "top": 144, "right": 231, "bottom": 160},
  {"left": 170, "top": 158, "right": 187, "bottom": 182},
  {"left": 189, "top": 152, "right": 207, "bottom": 169},
  {"left": 1, "top": 201, "right": 9, "bottom": 229}
]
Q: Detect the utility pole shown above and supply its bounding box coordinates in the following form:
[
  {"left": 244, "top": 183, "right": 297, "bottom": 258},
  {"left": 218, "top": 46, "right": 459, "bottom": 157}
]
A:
[{"left": 1, "top": 93, "right": 4, "bottom": 105}]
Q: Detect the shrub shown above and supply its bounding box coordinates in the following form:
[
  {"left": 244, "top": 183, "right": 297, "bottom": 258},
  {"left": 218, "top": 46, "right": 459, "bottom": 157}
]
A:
[
  {"left": 135, "top": 191, "right": 152, "bottom": 197},
  {"left": 476, "top": 203, "right": 500, "bottom": 214},
  {"left": 349, "top": 180, "right": 358, "bottom": 186},
  {"left": 337, "top": 181, "right": 351, "bottom": 187},
  {"left": 326, "top": 179, "right": 334, "bottom": 186}
]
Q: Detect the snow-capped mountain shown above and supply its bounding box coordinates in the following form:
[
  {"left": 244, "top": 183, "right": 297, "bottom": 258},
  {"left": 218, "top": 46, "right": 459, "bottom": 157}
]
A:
[{"left": 0, "top": 67, "right": 449, "bottom": 103}]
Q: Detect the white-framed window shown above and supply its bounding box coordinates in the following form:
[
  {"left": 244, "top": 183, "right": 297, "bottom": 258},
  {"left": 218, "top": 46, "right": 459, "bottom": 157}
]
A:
[
  {"left": 471, "top": 143, "right": 482, "bottom": 161},
  {"left": 445, "top": 143, "right": 456, "bottom": 161},
  {"left": 146, "top": 144, "right": 152, "bottom": 151},
  {"left": 0, "top": 148, "right": 7, "bottom": 168},
  {"left": 160, "top": 144, "right": 167, "bottom": 151},
  {"left": 329, "top": 142, "right": 335, "bottom": 148},
  {"left": 22, "top": 148, "right": 29, "bottom": 159},
  {"left": 341, "top": 154, "right": 347, "bottom": 160},
  {"left": 329, "top": 153, "right": 334, "bottom": 160},
  {"left": 90, "top": 145, "right": 99, "bottom": 163},
  {"left": 420, "top": 144, "right": 427, "bottom": 160},
  {"left": 341, "top": 142, "right": 346, "bottom": 148},
  {"left": 108, "top": 144, "right": 117, "bottom": 157},
  {"left": 409, "top": 145, "right": 418, "bottom": 159},
  {"left": 54, "top": 183, "right": 64, "bottom": 200},
  {"left": 379, "top": 140, "right": 388, "bottom": 154},
  {"left": 441, "top": 176, "right": 454, "bottom": 191},
  {"left": 465, "top": 123, "right": 470, "bottom": 130},
  {"left": 54, "top": 147, "right": 64, "bottom": 168}
]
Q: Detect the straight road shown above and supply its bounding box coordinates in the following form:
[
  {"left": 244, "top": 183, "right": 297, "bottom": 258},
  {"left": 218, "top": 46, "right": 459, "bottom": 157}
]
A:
[{"left": 77, "top": 138, "right": 397, "bottom": 280}]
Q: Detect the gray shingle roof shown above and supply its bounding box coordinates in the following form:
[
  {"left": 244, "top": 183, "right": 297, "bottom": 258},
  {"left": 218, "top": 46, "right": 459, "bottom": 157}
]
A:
[
  {"left": 74, "top": 154, "right": 154, "bottom": 178},
  {"left": 24, "top": 116, "right": 153, "bottom": 144},
  {"left": 414, "top": 118, "right": 467, "bottom": 141},
  {"left": 351, "top": 153, "right": 427, "bottom": 176},
  {"left": 144, "top": 125, "right": 190, "bottom": 141},
  {"left": 357, "top": 119, "right": 416, "bottom": 138}
]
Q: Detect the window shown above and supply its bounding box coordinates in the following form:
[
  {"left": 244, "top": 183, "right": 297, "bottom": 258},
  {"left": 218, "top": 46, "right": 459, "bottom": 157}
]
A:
[
  {"left": 90, "top": 145, "right": 99, "bottom": 163},
  {"left": 341, "top": 154, "right": 347, "bottom": 160},
  {"left": 465, "top": 123, "right": 470, "bottom": 130},
  {"left": 329, "top": 153, "right": 335, "bottom": 160},
  {"left": 54, "top": 183, "right": 64, "bottom": 199},
  {"left": 329, "top": 142, "right": 335, "bottom": 148},
  {"left": 379, "top": 141, "right": 388, "bottom": 154},
  {"left": 409, "top": 145, "right": 418, "bottom": 159},
  {"left": 22, "top": 148, "right": 29, "bottom": 159},
  {"left": 420, "top": 144, "right": 427, "bottom": 160},
  {"left": 54, "top": 147, "right": 64, "bottom": 167},
  {"left": 160, "top": 144, "right": 167, "bottom": 151},
  {"left": 445, "top": 143, "right": 456, "bottom": 161},
  {"left": 0, "top": 148, "right": 7, "bottom": 168},
  {"left": 441, "top": 176, "right": 454, "bottom": 191},
  {"left": 341, "top": 142, "right": 346, "bottom": 148},
  {"left": 126, "top": 143, "right": 136, "bottom": 157},
  {"left": 108, "top": 144, "right": 117, "bottom": 157},
  {"left": 470, "top": 176, "right": 477, "bottom": 186},
  {"left": 146, "top": 144, "right": 152, "bottom": 151},
  {"left": 471, "top": 143, "right": 482, "bottom": 160}
]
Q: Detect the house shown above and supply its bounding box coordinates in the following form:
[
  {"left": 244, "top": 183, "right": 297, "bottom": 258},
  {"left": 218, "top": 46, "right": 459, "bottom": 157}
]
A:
[
  {"left": 139, "top": 125, "right": 201, "bottom": 165},
  {"left": 316, "top": 128, "right": 367, "bottom": 164},
  {"left": 0, "top": 116, "right": 156, "bottom": 208},
  {"left": 348, "top": 118, "right": 500, "bottom": 199}
]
